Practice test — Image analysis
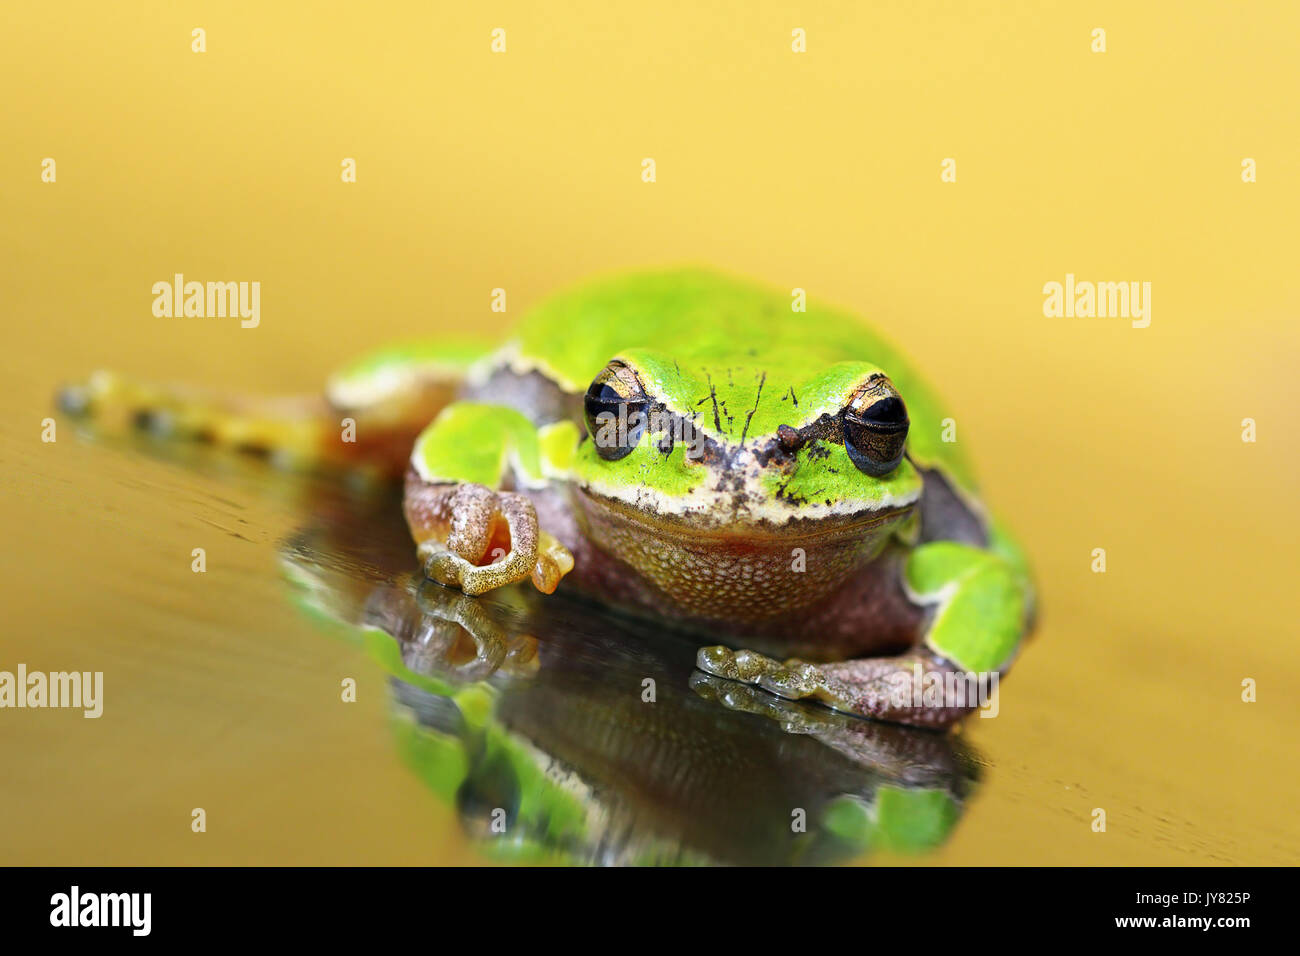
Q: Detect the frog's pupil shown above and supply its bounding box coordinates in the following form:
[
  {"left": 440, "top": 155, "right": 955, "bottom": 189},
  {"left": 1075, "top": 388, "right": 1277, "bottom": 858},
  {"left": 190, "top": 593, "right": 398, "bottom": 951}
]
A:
[
  {"left": 842, "top": 396, "right": 909, "bottom": 477},
  {"left": 584, "top": 380, "right": 649, "bottom": 461},
  {"left": 858, "top": 396, "right": 907, "bottom": 427}
]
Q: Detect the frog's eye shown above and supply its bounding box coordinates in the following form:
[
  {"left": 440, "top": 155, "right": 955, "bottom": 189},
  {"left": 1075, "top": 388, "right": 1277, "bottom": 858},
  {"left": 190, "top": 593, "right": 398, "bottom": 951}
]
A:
[
  {"left": 584, "top": 362, "right": 649, "bottom": 461},
  {"left": 842, "top": 376, "right": 909, "bottom": 476}
]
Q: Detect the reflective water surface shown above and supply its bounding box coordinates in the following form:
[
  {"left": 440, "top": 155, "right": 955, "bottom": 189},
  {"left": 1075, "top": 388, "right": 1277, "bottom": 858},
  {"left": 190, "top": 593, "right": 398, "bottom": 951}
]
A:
[
  {"left": 3, "top": 397, "right": 1297, "bottom": 866},
  {"left": 280, "top": 487, "right": 980, "bottom": 864}
]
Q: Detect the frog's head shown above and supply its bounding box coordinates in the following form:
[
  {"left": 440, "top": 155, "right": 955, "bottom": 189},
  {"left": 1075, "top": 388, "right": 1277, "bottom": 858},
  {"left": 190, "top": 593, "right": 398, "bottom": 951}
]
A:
[{"left": 569, "top": 348, "right": 923, "bottom": 622}]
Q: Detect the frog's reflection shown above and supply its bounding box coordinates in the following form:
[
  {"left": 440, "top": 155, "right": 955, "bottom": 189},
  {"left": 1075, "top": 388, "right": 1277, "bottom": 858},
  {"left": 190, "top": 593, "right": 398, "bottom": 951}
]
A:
[
  {"left": 67, "top": 420, "right": 981, "bottom": 862},
  {"left": 280, "top": 485, "right": 982, "bottom": 866}
]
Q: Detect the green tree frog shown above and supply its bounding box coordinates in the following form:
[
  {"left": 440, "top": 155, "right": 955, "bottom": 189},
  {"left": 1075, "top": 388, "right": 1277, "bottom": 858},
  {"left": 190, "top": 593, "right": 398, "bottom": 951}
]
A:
[{"left": 60, "top": 268, "right": 1035, "bottom": 728}]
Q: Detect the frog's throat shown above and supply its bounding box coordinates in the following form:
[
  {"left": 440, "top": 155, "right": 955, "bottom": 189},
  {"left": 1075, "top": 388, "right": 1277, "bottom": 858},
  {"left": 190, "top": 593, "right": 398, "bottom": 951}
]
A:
[{"left": 571, "top": 486, "right": 912, "bottom": 621}]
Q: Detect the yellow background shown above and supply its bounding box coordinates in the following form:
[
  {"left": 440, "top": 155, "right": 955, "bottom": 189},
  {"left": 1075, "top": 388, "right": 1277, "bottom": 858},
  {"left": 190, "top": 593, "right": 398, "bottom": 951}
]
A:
[{"left": 1, "top": 1, "right": 1297, "bottom": 864}]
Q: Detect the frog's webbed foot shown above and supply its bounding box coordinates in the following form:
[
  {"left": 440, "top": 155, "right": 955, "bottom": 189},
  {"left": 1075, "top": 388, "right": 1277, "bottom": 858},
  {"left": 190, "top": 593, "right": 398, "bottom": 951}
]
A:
[
  {"left": 697, "top": 646, "right": 847, "bottom": 707},
  {"left": 696, "top": 645, "right": 983, "bottom": 729},
  {"left": 406, "top": 479, "right": 573, "bottom": 596}
]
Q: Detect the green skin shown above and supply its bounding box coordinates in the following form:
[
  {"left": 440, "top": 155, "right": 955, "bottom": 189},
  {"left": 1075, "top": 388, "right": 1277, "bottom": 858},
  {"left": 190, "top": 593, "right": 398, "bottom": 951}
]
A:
[
  {"left": 61, "top": 268, "right": 1033, "bottom": 729},
  {"left": 338, "top": 269, "right": 1034, "bottom": 729}
]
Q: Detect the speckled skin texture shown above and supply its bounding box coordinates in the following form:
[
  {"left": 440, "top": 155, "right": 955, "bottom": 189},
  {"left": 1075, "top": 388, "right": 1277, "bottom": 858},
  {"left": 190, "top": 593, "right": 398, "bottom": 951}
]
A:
[
  {"left": 64, "top": 269, "right": 1029, "bottom": 730},
  {"left": 402, "top": 471, "right": 571, "bottom": 595},
  {"left": 390, "top": 272, "right": 1035, "bottom": 728},
  {"left": 567, "top": 487, "right": 906, "bottom": 623},
  {"left": 402, "top": 465, "right": 979, "bottom": 727}
]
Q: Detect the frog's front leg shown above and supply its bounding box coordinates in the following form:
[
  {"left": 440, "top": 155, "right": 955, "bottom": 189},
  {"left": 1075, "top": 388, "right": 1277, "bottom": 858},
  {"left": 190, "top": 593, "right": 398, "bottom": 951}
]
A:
[
  {"left": 403, "top": 402, "right": 575, "bottom": 596},
  {"left": 405, "top": 479, "right": 574, "bottom": 594},
  {"left": 698, "top": 536, "right": 1031, "bottom": 729}
]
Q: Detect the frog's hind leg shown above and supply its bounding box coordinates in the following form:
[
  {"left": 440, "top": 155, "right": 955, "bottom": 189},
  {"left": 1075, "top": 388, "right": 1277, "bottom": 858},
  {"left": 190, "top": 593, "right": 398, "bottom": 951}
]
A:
[
  {"left": 56, "top": 340, "right": 492, "bottom": 476},
  {"left": 696, "top": 646, "right": 988, "bottom": 729},
  {"left": 57, "top": 370, "right": 342, "bottom": 469}
]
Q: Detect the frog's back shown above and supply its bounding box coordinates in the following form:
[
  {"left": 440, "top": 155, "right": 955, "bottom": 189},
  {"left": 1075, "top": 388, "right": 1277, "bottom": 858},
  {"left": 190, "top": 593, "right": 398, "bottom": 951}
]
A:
[
  {"left": 513, "top": 268, "right": 881, "bottom": 388},
  {"left": 509, "top": 268, "right": 976, "bottom": 488}
]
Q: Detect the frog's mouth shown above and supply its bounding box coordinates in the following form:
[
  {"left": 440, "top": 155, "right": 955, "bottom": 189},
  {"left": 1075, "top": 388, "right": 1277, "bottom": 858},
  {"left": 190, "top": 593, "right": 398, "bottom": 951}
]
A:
[
  {"left": 576, "top": 484, "right": 911, "bottom": 539},
  {"left": 570, "top": 485, "right": 913, "bottom": 622}
]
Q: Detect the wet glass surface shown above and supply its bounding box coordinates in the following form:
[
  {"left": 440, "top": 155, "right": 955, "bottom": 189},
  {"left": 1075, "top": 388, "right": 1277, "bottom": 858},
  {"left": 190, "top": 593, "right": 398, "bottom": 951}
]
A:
[
  {"left": 280, "top": 482, "right": 982, "bottom": 864},
  {"left": 4, "top": 411, "right": 1297, "bottom": 865}
]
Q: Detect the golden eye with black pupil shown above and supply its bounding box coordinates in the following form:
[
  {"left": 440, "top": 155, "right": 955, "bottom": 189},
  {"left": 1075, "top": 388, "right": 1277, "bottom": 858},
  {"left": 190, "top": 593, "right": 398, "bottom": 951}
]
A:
[
  {"left": 584, "top": 362, "right": 649, "bottom": 461},
  {"left": 842, "top": 377, "right": 909, "bottom": 476}
]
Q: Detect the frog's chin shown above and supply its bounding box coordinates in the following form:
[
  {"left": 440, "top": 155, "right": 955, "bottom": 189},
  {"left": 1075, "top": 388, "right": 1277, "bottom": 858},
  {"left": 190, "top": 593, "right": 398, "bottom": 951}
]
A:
[{"left": 570, "top": 485, "right": 913, "bottom": 623}]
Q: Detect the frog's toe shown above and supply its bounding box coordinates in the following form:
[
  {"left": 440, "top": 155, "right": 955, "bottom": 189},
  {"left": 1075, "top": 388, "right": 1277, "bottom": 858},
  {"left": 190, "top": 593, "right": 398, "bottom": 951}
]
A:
[
  {"left": 757, "top": 661, "right": 826, "bottom": 700},
  {"left": 422, "top": 545, "right": 531, "bottom": 596},
  {"left": 691, "top": 647, "right": 733, "bottom": 676},
  {"left": 696, "top": 646, "right": 818, "bottom": 690},
  {"left": 409, "top": 480, "right": 574, "bottom": 596},
  {"left": 696, "top": 645, "right": 739, "bottom": 679},
  {"left": 696, "top": 646, "right": 785, "bottom": 683},
  {"left": 530, "top": 531, "right": 574, "bottom": 594},
  {"left": 698, "top": 644, "right": 859, "bottom": 712},
  {"left": 419, "top": 487, "right": 540, "bottom": 595}
]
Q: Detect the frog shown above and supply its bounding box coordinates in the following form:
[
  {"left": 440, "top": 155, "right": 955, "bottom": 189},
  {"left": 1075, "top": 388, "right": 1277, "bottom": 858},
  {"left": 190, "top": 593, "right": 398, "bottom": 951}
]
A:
[{"left": 58, "top": 267, "right": 1035, "bottom": 728}]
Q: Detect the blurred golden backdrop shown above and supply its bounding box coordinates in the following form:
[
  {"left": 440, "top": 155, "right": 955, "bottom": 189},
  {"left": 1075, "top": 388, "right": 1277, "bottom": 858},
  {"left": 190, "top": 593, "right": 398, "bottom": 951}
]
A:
[{"left": 1, "top": 1, "right": 1297, "bottom": 864}]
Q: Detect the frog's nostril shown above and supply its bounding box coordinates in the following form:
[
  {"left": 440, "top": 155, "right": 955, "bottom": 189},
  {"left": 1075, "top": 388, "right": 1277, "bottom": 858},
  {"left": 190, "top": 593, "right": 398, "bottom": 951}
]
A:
[{"left": 777, "top": 424, "right": 805, "bottom": 453}]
